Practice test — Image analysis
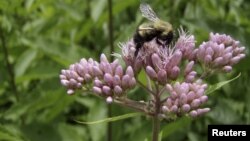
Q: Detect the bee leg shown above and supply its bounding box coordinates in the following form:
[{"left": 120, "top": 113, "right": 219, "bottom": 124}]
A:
[
  {"left": 134, "top": 42, "right": 143, "bottom": 57},
  {"left": 158, "top": 31, "right": 174, "bottom": 47},
  {"left": 133, "top": 31, "right": 145, "bottom": 57},
  {"left": 156, "top": 38, "right": 165, "bottom": 46}
]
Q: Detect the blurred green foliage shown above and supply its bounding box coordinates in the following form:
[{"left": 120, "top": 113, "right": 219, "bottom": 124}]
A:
[{"left": 0, "top": 0, "right": 249, "bottom": 141}]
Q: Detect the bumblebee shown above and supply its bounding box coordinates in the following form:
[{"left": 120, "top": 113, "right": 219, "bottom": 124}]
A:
[{"left": 134, "top": 3, "right": 174, "bottom": 56}]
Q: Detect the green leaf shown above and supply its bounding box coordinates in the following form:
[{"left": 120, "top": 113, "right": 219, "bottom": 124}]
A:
[
  {"left": 161, "top": 117, "right": 191, "bottom": 138},
  {"left": 15, "top": 48, "right": 37, "bottom": 77},
  {"left": 75, "top": 112, "right": 142, "bottom": 125},
  {"left": 91, "top": 0, "right": 106, "bottom": 21},
  {"left": 25, "top": 0, "right": 35, "bottom": 10},
  {"left": 158, "top": 131, "right": 163, "bottom": 141},
  {"left": 206, "top": 73, "right": 241, "bottom": 95},
  {"left": 57, "top": 123, "right": 88, "bottom": 141},
  {"left": 0, "top": 125, "right": 25, "bottom": 141}
]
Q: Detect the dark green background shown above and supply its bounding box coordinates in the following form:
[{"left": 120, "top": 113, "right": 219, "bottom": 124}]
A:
[{"left": 0, "top": 0, "right": 249, "bottom": 141}]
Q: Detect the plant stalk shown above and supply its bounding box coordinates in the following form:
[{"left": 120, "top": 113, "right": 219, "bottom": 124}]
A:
[
  {"left": 152, "top": 82, "right": 161, "bottom": 141},
  {"left": 152, "top": 114, "right": 160, "bottom": 141},
  {"left": 107, "top": 0, "right": 114, "bottom": 140},
  {"left": 0, "top": 28, "right": 19, "bottom": 102}
]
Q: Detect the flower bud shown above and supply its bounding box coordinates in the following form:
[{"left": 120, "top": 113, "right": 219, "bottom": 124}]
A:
[
  {"left": 238, "top": 47, "right": 245, "bottom": 53},
  {"left": 104, "top": 73, "right": 113, "bottom": 85},
  {"left": 171, "top": 50, "right": 182, "bottom": 66},
  {"left": 217, "top": 44, "right": 225, "bottom": 56},
  {"left": 106, "top": 96, "right": 113, "bottom": 104},
  {"left": 222, "top": 66, "right": 232, "bottom": 72},
  {"left": 196, "top": 89, "right": 205, "bottom": 97},
  {"left": 93, "top": 66, "right": 103, "bottom": 77},
  {"left": 224, "top": 46, "right": 233, "bottom": 54},
  {"left": 185, "top": 75, "right": 195, "bottom": 83},
  {"left": 174, "top": 99, "right": 179, "bottom": 106},
  {"left": 230, "top": 56, "right": 241, "bottom": 65},
  {"left": 61, "top": 80, "right": 69, "bottom": 86},
  {"left": 166, "top": 84, "right": 173, "bottom": 92},
  {"left": 184, "top": 61, "right": 194, "bottom": 75},
  {"left": 121, "top": 75, "right": 131, "bottom": 89},
  {"left": 200, "top": 95, "right": 208, "bottom": 103},
  {"left": 146, "top": 66, "right": 157, "bottom": 80},
  {"left": 115, "top": 65, "right": 123, "bottom": 76},
  {"left": 197, "top": 108, "right": 210, "bottom": 115},
  {"left": 94, "top": 79, "right": 103, "bottom": 87},
  {"left": 204, "top": 55, "right": 212, "bottom": 64},
  {"left": 197, "top": 45, "right": 205, "bottom": 60},
  {"left": 113, "top": 75, "right": 121, "bottom": 86},
  {"left": 191, "top": 99, "right": 201, "bottom": 108},
  {"left": 93, "top": 86, "right": 102, "bottom": 95},
  {"left": 205, "top": 47, "right": 214, "bottom": 57},
  {"left": 77, "top": 77, "right": 84, "bottom": 82},
  {"left": 181, "top": 104, "right": 191, "bottom": 112},
  {"left": 162, "top": 106, "right": 170, "bottom": 113},
  {"left": 70, "top": 71, "right": 79, "bottom": 80},
  {"left": 151, "top": 53, "right": 162, "bottom": 68},
  {"left": 87, "top": 64, "right": 94, "bottom": 76},
  {"left": 157, "top": 69, "right": 167, "bottom": 84},
  {"left": 102, "top": 86, "right": 111, "bottom": 95},
  {"left": 102, "top": 63, "right": 113, "bottom": 74},
  {"left": 171, "top": 91, "right": 178, "bottom": 99},
  {"left": 114, "top": 85, "right": 123, "bottom": 95},
  {"left": 213, "top": 57, "right": 224, "bottom": 66},
  {"left": 111, "top": 59, "right": 119, "bottom": 70},
  {"left": 80, "top": 58, "right": 88, "bottom": 66},
  {"left": 189, "top": 110, "right": 198, "bottom": 117},
  {"left": 67, "top": 89, "right": 74, "bottom": 95},
  {"left": 166, "top": 98, "right": 173, "bottom": 107},
  {"left": 100, "top": 54, "right": 108, "bottom": 63},
  {"left": 223, "top": 53, "right": 232, "bottom": 63},
  {"left": 238, "top": 54, "right": 245, "bottom": 59},
  {"left": 133, "top": 58, "right": 143, "bottom": 73},
  {"left": 84, "top": 74, "right": 92, "bottom": 82},
  {"left": 88, "top": 58, "right": 94, "bottom": 64},
  {"left": 126, "top": 66, "right": 134, "bottom": 77},
  {"left": 129, "top": 78, "right": 136, "bottom": 88},
  {"left": 170, "top": 105, "right": 178, "bottom": 113},
  {"left": 75, "top": 64, "right": 85, "bottom": 77},
  {"left": 180, "top": 93, "right": 187, "bottom": 105},
  {"left": 169, "top": 66, "right": 180, "bottom": 80},
  {"left": 69, "top": 79, "right": 78, "bottom": 87}
]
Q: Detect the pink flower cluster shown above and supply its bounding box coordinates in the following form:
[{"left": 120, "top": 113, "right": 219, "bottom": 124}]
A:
[
  {"left": 197, "top": 33, "right": 245, "bottom": 72},
  {"left": 60, "top": 30, "right": 246, "bottom": 119},
  {"left": 163, "top": 81, "right": 209, "bottom": 117},
  {"left": 60, "top": 54, "right": 136, "bottom": 103},
  {"left": 92, "top": 54, "right": 136, "bottom": 103},
  {"left": 60, "top": 58, "right": 99, "bottom": 94}
]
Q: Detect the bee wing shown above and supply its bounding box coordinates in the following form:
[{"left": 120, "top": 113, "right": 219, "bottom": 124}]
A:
[{"left": 140, "top": 3, "right": 159, "bottom": 22}]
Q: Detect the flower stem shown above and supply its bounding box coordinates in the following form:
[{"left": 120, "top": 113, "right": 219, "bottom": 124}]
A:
[
  {"left": 152, "top": 82, "right": 161, "bottom": 141},
  {"left": 107, "top": 0, "right": 114, "bottom": 140},
  {"left": 152, "top": 115, "right": 160, "bottom": 141},
  {"left": 114, "top": 98, "right": 149, "bottom": 113},
  {"left": 0, "top": 28, "right": 19, "bottom": 102}
]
